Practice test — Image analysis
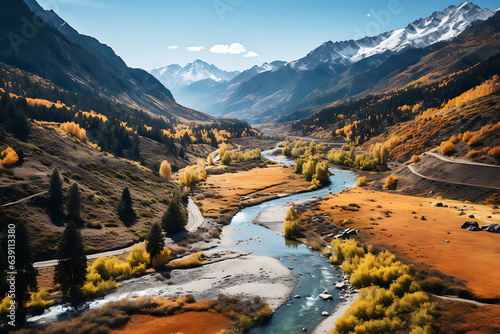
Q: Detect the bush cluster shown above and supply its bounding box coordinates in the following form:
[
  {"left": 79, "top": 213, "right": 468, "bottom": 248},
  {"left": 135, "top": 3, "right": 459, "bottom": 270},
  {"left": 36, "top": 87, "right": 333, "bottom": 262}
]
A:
[
  {"left": 329, "top": 239, "right": 434, "bottom": 334},
  {"left": 179, "top": 159, "right": 207, "bottom": 187},
  {"left": 328, "top": 144, "right": 385, "bottom": 171}
]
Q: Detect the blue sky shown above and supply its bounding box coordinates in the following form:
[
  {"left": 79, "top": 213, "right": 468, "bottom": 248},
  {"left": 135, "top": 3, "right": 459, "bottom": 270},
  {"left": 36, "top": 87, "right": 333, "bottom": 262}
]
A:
[{"left": 38, "top": 0, "right": 499, "bottom": 71}]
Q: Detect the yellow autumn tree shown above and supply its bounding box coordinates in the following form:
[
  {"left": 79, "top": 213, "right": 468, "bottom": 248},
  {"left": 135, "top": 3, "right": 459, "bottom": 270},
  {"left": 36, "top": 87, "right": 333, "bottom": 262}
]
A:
[
  {"left": 0, "top": 147, "right": 19, "bottom": 168},
  {"left": 283, "top": 205, "right": 300, "bottom": 239},
  {"left": 159, "top": 160, "right": 172, "bottom": 179},
  {"left": 60, "top": 122, "right": 88, "bottom": 142}
]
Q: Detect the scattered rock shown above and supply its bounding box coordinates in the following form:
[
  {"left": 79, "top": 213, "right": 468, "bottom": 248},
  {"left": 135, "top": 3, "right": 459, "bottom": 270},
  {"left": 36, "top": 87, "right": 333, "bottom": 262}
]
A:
[
  {"left": 319, "top": 293, "right": 333, "bottom": 300},
  {"left": 461, "top": 221, "right": 480, "bottom": 231},
  {"left": 421, "top": 216, "right": 426, "bottom": 221},
  {"left": 445, "top": 240, "right": 450, "bottom": 243},
  {"left": 335, "top": 282, "right": 345, "bottom": 289},
  {"left": 334, "top": 228, "right": 358, "bottom": 239},
  {"left": 349, "top": 203, "right": 360, "bottom": 208},
  {"left": 481, "top": 224, "right": 500, "bottom": 233},
  {"left": 468, "top": 215, "right": 475, "bottom": 218},
  {"left": 434, "top": 202, "right": 443, "bottom": 207},
  {"left": 322, "top": 311, "right": 329, "bottom": 316}
]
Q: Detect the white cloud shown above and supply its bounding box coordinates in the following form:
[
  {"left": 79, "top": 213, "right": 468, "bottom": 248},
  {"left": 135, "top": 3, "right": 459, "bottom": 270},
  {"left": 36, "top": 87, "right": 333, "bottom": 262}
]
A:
[
  {"left": 210, "top": 42, "right": 246, "bottom": 54},
  {"left": 243, "top": 51, "right": 259, "bottom": 58},
  {"left": 367, "top": 13, "right": 371, "bottom": 17},
  {"left": 167, "top": 45, "right": 178, "bottom": 49},
  {"left": 186, "top": 46, "right": 205, "bottom": 52}
]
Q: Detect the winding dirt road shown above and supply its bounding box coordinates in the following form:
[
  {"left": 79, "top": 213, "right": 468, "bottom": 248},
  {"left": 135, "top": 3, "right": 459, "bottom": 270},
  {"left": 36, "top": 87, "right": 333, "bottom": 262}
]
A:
[{"left": 33, "top": 197, "right": 204, "bottom": 268}]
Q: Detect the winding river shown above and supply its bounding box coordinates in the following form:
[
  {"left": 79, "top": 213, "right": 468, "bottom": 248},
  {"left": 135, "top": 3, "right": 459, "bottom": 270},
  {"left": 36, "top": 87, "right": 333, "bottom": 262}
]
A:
[
  {"left": 28, "top": 146, "right": 357, "bottom": 333},
  {"left": 226, "top": 147, "right": 356, "bottom": 333}
]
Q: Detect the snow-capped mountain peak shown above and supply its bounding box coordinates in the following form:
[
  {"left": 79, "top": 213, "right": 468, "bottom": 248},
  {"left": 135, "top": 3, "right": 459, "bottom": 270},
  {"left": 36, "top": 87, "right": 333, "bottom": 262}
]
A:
[
  {"left": 291, "top": 2, "right": 496, "bottom": 71},
  {"left": 149, "top": 59, "right": 240, "bottom": 90}
]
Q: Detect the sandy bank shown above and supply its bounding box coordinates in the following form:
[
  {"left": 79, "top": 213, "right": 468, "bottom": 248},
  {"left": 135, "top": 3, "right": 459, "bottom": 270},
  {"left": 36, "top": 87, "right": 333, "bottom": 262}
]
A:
[
  {"left": 312, "top": 293, "right": 359, "bottom": 334},
  {"left": 254, "top": 197, "right": 318, "bottom": 234},
  {"left": 89, "top": 249, "right": 297, "bottom": 311}
]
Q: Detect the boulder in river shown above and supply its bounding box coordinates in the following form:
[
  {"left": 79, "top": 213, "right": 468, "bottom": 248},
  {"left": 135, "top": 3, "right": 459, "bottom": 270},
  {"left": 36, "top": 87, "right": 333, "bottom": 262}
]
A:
[
  {"left": 481, "top": 224, "right": 500, "bottom": 233},
  {"left": 322, "top": 311, "right": 329, "bottom": 316},
  {"left": 335, "top": 282, "right": 346, "bottom": 289},
  {"left": 461, "top": 221, "right": 480, "bottom": 231},
  {"left": 319, "top": 293, "right": 333, "bottom": 300}
]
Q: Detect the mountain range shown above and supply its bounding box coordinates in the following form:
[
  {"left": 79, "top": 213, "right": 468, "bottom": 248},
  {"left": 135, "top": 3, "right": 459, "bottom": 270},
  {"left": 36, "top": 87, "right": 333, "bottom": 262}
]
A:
[{"left": 150, "top": 2, "right": 497, "bottom": 124}]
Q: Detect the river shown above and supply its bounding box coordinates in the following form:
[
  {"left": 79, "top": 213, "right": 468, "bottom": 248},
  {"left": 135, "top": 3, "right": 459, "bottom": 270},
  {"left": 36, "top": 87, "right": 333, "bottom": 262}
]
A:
[{"left": 224, "top": 147, "right": 356, "bottom": 333}]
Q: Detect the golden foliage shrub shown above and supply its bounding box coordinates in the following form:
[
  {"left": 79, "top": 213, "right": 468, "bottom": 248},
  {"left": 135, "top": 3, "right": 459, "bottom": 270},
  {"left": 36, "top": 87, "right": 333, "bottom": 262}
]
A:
[
  {"left": 0, "top": 295, "right": 13, "bottom": 316},
  {"left": 384, "top": 175, "right": 397, "bottom": 190},
  {"left": 467, "top": 134, "right": 481, "bottom": 146},
  {"left": 329, "top": 239, "right": 433, "bottom": 334},
  {"left": 449, "top": 134, "right": 460, "bottom": 144},
  {"left": 489, "top": 146, "right": 500, "bottom": 158},
  {"left": 127, "top": 242, "right": 150, "bottom": 268},
  {"left": 178, "top": 159, "right": 206, "bottom": 187},
  {"left": 440, "top": 141, "right": 455, "bottom": 155},
  {"left": 167, "top": 252, "right": 207, "bottom": 269},
  {"left": 159, "top": 160, "right": 172, "bottom": 179},
  {"left": 283, "top": 205, "right": 301, "bottom": 239},
  {"left": 219, "top": 142, "right": 230, "bottom": 158},
  {"left": 152, "top": 247, "right": 171, "bottom": 268},
  {"left": 81, "top": 279, "right": 117, "bottom": 296},
  {"left": 0, "top": 146, "right": 18, "bottom": 168},
  {"left": 60, "top": 122, "right": 88, "bottom": 142},
  {"left": 356, "top": 176, "right": 366, "bottom": 187},
  {"left": 83, "top": 255, "right": 132, "bottom": 296},
  {"left": 208, "top": 152, "right": 215, "bottom": 165}
]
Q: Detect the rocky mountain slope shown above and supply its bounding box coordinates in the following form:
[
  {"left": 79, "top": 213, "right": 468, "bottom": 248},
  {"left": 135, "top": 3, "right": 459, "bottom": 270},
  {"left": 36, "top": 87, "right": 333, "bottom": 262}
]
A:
[{"left": 0, "top": 0, "right": 212, "bottom": 121}]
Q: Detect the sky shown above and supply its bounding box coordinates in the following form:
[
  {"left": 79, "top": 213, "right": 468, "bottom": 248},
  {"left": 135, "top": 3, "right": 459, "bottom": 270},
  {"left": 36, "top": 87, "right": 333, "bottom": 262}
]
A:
[{"left": 38, "top": 0, "right": 499, "bottom": 72}]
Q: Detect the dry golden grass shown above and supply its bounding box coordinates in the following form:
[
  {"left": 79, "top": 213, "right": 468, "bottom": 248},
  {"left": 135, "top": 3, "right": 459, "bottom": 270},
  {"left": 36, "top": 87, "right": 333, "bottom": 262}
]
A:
[{"left": 195, "top": 164, "right": 310, "bottom": 220}]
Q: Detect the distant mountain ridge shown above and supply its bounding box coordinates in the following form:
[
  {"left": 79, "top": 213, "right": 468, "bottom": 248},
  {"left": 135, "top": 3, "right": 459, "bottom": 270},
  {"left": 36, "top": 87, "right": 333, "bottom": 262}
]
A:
[
  {"left": 150, "top": 60, "right": 240, "bottom": 91},
  {"left": 162, "top": 2, "right": 497, "bottom": 124},
  {"left": 150, "top": 60, "right": 286, "bottom": 109}
]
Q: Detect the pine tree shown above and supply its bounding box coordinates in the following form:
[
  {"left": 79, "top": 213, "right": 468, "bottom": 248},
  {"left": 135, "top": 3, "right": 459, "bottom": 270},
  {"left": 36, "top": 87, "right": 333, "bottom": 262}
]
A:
[
  {"left": 48, "top": 168, "right": 63, "bottom": 213},
  {"left": 54, "top": 221, "right": 87, "bottom": 300},
  {"left": 67, "top": 183, "right": 81, "bottom": 223},
  {"left": 161, "top": 197, "right": 186, "bottom": 235},
  {"left": 146, "top": 222, "right": 165, "bottom": 266},
  {"left": 15, "top": 221, "right": 38, "bottom": 322},
  {"left": 117, "top": 187, "right": 136, "bottom": 224}
]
